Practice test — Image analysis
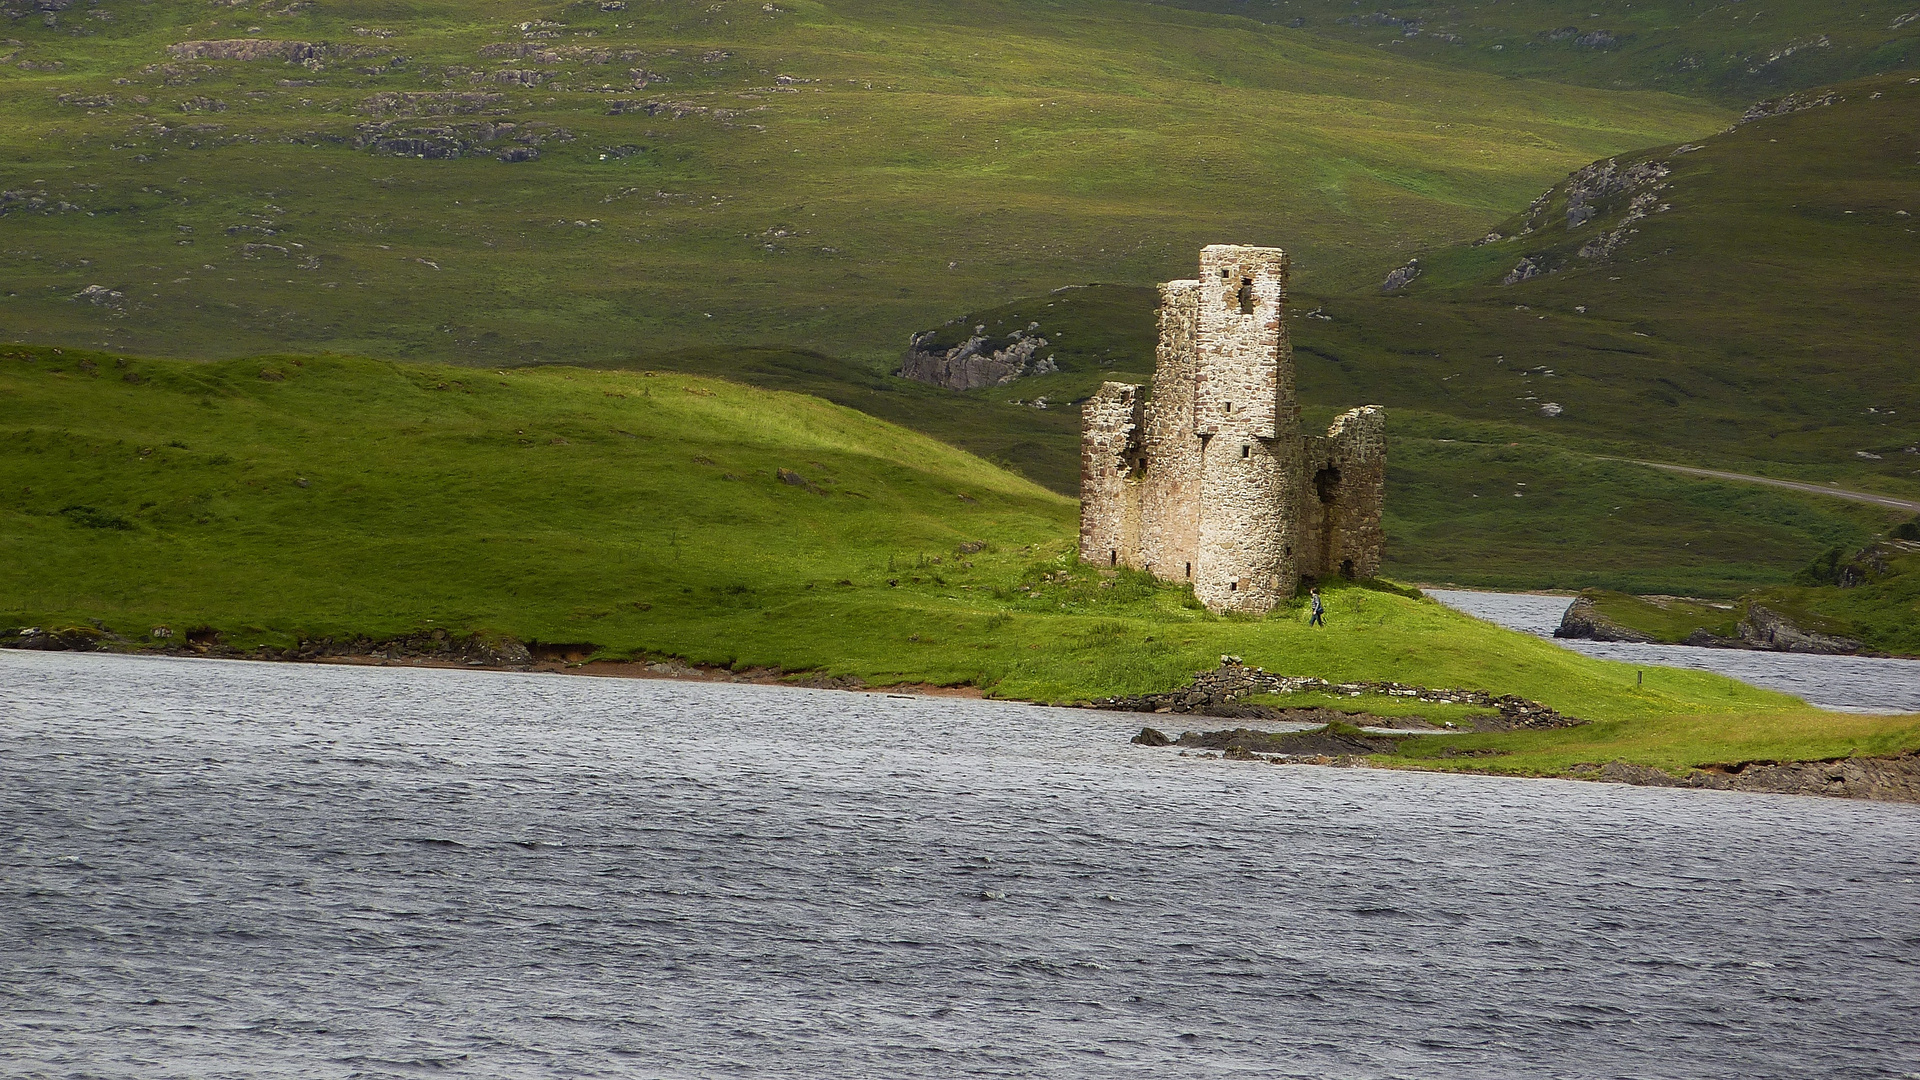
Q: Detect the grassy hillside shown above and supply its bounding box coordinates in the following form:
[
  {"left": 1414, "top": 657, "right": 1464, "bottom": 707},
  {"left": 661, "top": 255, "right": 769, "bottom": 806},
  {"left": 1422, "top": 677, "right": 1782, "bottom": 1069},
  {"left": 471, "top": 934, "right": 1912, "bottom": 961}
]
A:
[
  {"left": 1306, "top": 72, "right": 1920, "bottom": 501},
  {"left": 893, "top": 74, "right": 1920, "bottom": 502},
  {"left": 616, "top": 346, "right": 1894, "bottom": 594},
  {"left": 0, "top": 0, "right": 1726, "bottom": 368},
  {"left": 863, "top": 73, "right": 1917, "bottom": 592},
  {"left": 1149, "top": 0, "right": 1920, "bottom": 101},
  {"left": 5, "top": 344, "right": 1917, "bottom": 776},
  {"left": 0, "top": 344, "right": 1073, "bottom": 654},
  {"left": 1579, "top": 530, "right": 1920, "bottom": 655},
  {"left": 581, "top": 283, "right": 1162, "bottom": 494}
]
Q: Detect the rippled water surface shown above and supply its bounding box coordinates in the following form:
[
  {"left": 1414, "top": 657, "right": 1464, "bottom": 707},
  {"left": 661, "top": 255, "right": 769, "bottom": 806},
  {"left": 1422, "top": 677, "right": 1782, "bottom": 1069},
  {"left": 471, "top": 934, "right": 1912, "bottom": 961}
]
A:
[
  {"left": 4, "top": 651, "right": 1919, "bottom": 1079},
  {"left": 1429, "top": 589, "right": 1920, "bottom": 714}
]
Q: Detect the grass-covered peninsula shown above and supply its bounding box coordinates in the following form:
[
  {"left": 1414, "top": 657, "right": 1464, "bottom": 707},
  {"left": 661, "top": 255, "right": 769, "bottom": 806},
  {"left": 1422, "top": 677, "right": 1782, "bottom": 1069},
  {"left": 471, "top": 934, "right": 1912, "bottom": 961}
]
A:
[{"left": 5, "top": 345, "right": 1916, "bottom": 784}]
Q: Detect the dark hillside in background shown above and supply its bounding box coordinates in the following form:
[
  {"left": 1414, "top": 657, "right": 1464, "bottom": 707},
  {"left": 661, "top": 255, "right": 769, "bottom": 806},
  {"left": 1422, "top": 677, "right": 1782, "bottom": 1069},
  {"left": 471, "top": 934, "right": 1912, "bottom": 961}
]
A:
[
  {"left": 872, "top": 72, "right": 1917, "bottom": 591},
  {"left": 1146, "top": 0, "right": 1920, "bottom": 101},
  {"left": 3, "top": 1, "right": 1912, "bottom": 594},
  {"left": 1307, "top": 72, "right": 1919, "bottom": 499}
]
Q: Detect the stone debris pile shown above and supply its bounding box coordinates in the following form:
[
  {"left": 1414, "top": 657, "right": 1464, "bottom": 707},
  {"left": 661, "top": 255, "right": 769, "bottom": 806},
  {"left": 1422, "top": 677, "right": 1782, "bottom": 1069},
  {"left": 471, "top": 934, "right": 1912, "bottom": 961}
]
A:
[{"left": 1093, "top": 659, "right": 1583, "bottom": 731}]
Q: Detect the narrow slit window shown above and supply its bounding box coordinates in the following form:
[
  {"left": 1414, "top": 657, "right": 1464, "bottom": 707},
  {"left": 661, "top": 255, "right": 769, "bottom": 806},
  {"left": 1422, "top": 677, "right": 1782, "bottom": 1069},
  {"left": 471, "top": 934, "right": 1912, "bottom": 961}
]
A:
[
  {"left": 1237, "top": 278, "right": 1254, "bottom": 315},
  {"left": 1185, "top": 562, "right": 1192, "bottom": 578},
  {"left": 1240, "top": 445, "right": 1250, "bottom": 459},
  {"left": 1110, "top": 549, "right": 1117, "bottom": 567}
]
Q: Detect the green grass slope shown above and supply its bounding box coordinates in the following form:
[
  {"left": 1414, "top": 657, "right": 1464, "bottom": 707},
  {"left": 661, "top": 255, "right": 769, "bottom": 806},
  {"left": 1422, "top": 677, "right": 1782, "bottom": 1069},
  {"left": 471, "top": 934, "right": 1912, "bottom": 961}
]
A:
[
  {"left": 573, "top": 283, "right": 1162, "bottom": 494},
  {"left": 0, "top": 344, "right": 1073, "bottom": 653},
  {"left": 0, "top": 0, "right": 1725, "bottom": 368},
  {"left": 869, "top": 73, "right": 1917, "bottom": 592},
  {"left": 1580, "top": 528, "right": 1920, "bottom": 655},
  {"left": 1305, "top": 73, "right": 1920, "bottom": 500},
  {"left": 5, "top": 344, "right": 1916, "bottom": 775},
  {"left": 1147, "top": 0, "right": 1920, "bottom": 101}
]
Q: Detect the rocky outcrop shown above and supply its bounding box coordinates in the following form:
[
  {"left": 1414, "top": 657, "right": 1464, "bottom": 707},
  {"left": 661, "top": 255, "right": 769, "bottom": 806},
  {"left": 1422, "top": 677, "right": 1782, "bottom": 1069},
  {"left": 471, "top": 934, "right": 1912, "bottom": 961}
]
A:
[
  {"left": 168, "top": 40, "right": 326, "bottom": 63},
  {"left": 1093, "top": 659, "right": 1583, "bottom": 732},
  {"left": 1554, "top": 594, "right": 1659, "bottom": 643},
  {"left": 1557, "top": 595, "right": 1863, "bottom": 655},
  {"left": 899, "top": 330, "right": 1055, "bottom": 391},
  {"left": 358, "top": 92, "right": 503, "bottom": 118},
  {"left": 1569, "top": 753, "right": 1920, "bottom": 803},
  {"left": 1735, "top": 604, "right": 1862, "bottom": 654},
  {"left": 1735, "top": 90, "right": 1839, "bottom": 127},
  {"left": 3, "top": 625, "right": 124, "bottom": 651},
  {"left": 1563, "top": 157, "right": 1671, "bottom": 259},
  {"left": 1380, "top": 259, "right": 1420, "bottom": 292},
  {"left": 1501, "top": 257, "right": 1542, "bottom": 285},
  {"left": 348, "top": 116, "right": 560, "bottom": 161},
  {"left": 1174, "top": 725, "right": 1403, "bottom": 757},
  {"left": 282, "top": 632, "right": 535, "bottom": 668}
]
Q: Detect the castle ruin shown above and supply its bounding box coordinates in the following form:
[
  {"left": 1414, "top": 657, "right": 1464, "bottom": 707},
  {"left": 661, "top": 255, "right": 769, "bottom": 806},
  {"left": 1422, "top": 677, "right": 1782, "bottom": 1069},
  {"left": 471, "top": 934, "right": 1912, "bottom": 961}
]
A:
[{"left": 1079, "top": 245, "right": 1386, "bottom": 614}]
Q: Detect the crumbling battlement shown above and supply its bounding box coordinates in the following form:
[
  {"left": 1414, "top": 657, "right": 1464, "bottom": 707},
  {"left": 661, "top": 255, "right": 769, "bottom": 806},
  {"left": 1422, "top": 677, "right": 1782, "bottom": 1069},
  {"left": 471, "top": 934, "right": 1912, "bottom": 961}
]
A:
[{"left": 1079, "top": 245, "right": 1386, "bottom": 614}]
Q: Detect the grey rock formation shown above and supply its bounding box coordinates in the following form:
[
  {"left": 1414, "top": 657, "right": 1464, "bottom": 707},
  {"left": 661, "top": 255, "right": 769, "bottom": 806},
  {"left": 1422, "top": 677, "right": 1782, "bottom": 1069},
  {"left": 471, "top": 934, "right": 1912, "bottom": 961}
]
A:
[
  {"left": 168, "top": 40, "right": 327, "bottom": 63},
  {"left": 1093, "top": 659, "right": 1582, "bottom": 732},
  {"left": 1501, "top": 257, "right": 1542, "bottom": 285},
  {"left": 1564, "top": 158, "right": 1669, "bottom": 229},
  {"left": 1380, "top": 258, "right": 1421, "bottom": 292},
  {"left": 1736, "top": 90, "right": 1838, "bottom": 126},
  {"left": 1572, "top": 753, "right": 1920, "bottom": 803},
  {"left": 1554, "top": 594, "right": 1658, "bottom": 642},
  {"left": 899, "top": 331, "right": 1053, "bottom": 391},
  {"left": 1736, "top": 604, "right": 1862, "bottom": 654}
]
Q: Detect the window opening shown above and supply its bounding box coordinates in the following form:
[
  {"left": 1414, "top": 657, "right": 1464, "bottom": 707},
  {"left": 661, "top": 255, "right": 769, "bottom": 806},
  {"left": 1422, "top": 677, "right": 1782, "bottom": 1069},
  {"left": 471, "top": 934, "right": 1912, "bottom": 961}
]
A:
[
  {"left": 1185, "top": 562, "right": 1192, "bottom": 578},
  {"left": 1110, "top": 549, "right": 1117, "bottom": 567},
  {"left": 1314, "top": 466, "right": 1342, "bottom": 504},
  {"left": 1237, "top": 277, "right": 1254, "bottom": 315},
  {"left": 1240, "top": 445, "right": 1250, "bottom": 459}
]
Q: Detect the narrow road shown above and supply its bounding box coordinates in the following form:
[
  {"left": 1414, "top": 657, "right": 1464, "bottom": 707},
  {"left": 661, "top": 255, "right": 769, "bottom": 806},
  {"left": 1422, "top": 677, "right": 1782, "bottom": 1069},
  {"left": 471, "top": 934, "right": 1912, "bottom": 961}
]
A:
[{"left": 1632, "top": 461, "right": 1920, "bottom": 513}]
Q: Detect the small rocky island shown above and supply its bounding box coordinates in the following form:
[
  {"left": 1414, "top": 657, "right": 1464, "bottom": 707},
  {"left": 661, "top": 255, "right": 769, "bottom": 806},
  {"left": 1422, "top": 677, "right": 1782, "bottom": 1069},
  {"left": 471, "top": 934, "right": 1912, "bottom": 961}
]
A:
[{"left": 1107, "top": 659, "right": 1583, "bottom": 763}]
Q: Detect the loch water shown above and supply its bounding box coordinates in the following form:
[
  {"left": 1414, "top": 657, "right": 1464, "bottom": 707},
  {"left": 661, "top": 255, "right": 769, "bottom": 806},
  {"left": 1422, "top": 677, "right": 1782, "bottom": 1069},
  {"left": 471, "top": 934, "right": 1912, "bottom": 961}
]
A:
[
  {"left": 3, "top": 650, "right": 1918, "bottom": 1079},
  {"left": 1429, "top": 589, "right": 1920, "bottom": 714}
]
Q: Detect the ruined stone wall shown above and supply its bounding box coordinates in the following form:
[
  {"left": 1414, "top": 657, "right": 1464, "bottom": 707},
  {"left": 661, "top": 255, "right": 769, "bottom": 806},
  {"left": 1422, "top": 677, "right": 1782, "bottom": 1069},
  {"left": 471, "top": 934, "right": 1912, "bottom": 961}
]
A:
[
  {"left": 1136, "top": 280, "right": 1202, "bottom": 583},
  {"left": 1191, "top": 245, "right": 1292, "bottom": 441},
  {"left": 1078, "top": 382, "right": 1145, "bottom": 569},
  {"left": 1297, "top": 406, "right": 1386, "bottom": 580},
  {"left": 1191, "top": 246, "right": 1300, "bottom": 614},
  {"left": 1078, "top": 245, "right": 1384, "bottom": 614}
]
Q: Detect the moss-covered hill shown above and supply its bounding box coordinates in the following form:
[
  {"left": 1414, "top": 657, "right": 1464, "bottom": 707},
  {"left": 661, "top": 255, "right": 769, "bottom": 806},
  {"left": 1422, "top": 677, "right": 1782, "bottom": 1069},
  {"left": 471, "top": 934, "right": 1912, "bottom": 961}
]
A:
[
  {"left": 0, "top": 0, "right": 1724, "bottom": 367},
  {"left": 865, "top": 73, "right": 1918, "bottom": 592},
  {"left": 1306, "top": 73, "right": 1920, "bottom": 501},
  {"left": 1149, "top": 0, "right": 1920, "bottom": 102},
  {"left": 6, "top": 344, "right": 1917, "bottom": 776}
]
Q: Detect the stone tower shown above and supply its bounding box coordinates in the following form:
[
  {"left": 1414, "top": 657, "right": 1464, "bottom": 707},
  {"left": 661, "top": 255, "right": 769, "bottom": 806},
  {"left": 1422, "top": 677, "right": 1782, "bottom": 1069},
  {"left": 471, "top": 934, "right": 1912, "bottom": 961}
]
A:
[{"left": 1079, "top": 245, "right": 1386, "bottom": 615}]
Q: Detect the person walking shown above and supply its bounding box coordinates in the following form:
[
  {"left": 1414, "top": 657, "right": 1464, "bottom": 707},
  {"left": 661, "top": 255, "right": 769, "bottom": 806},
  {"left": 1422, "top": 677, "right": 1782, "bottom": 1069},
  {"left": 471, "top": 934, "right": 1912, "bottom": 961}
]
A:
[{"left": 1309, "top": 588, "right": 1325, "bottom": 627}]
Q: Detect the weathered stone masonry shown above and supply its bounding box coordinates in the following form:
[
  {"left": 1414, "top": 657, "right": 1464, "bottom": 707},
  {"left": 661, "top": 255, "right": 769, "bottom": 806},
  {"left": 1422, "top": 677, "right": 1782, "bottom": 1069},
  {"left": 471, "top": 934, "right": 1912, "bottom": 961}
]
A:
[{"left": 1079, "top": 245, "right": 1385, "bottom": 614}]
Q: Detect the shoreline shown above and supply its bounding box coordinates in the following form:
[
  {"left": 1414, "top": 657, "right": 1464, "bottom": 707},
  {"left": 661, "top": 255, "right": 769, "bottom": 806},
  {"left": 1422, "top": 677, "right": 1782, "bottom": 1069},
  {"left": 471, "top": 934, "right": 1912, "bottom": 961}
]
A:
[{"left": 6, "top": 637, "right": 1917, "bottom": 805}]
